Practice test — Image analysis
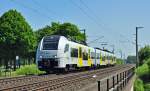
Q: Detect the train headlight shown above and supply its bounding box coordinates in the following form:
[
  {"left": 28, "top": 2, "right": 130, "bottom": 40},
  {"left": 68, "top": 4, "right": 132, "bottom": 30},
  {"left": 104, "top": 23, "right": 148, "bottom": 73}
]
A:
[
  {"left": 40, "top": 56, "right": 42, "bottom": 58},
  {"left": 54, "top": 55, "right": 57, "bottom": 58},
  {"left": 92, "top": 75, "right": 97, "bottom": 78}
]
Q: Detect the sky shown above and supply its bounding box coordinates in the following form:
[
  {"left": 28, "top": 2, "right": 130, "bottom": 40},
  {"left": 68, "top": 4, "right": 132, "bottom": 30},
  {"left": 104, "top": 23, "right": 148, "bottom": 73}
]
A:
[{"left": 0, "top": 0, "right": 150, "bottom": 58}]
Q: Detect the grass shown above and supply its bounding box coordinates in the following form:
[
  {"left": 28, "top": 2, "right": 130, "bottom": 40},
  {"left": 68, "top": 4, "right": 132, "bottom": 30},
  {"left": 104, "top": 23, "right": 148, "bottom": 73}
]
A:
[{"left": 0, "top": 69, "right": 18, "bottom": 78}]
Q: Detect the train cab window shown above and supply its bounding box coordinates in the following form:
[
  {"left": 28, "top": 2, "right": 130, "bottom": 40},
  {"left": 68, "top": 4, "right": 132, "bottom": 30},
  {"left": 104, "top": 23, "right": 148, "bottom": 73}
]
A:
[
  {"left": 42, "top": 36, "right": 60, "bottom": 50},
  {"left": 71, "top": 48, "right": 78, "bottom": 57},
  {"left": 64, "top": 44, "right": 69, "bottom": 53},
  {"left": 43, "top": 42, "right": 58, "bottom": 50}
]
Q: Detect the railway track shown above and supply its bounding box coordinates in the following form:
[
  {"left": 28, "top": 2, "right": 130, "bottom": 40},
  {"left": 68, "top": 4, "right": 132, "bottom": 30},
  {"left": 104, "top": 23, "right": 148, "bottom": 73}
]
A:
[
  {"left": 0, "top": 74, "right": 59, "bottom": 89},
  {"left": 0, "top": 65, "right": 135, "bottom": 91},
  {"left": 33, "top": 65, "right": 134, "bottom": 91}
]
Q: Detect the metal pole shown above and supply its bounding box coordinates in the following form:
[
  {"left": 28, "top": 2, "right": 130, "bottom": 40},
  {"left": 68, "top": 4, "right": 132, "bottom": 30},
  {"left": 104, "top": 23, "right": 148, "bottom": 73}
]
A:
[
  {"left": 98, "top": 81, "right": 101, "bottom": 91},
  {"left": 119, "top": 50, "right": 122, "bottom": 59},
  {"left": 117, "top": 74, "right": 119, "bottom": 91},
  {"left": 107, "top": 79, "right": 109, "bottom": 91},
  {"left": 136, "top": 27, "right": 138, "bottom": 67},
  {"left": 113, "top": 76, "right": 115, "bottom": 88},
  {"left": 123, "top": 72, "right": 125, "bottom": 87},
  {"left": 83, "top": 29, "right": 86, "bottom": 43},
  {"left": 136, "top": 26, "right": 143, "bottom": 67}
]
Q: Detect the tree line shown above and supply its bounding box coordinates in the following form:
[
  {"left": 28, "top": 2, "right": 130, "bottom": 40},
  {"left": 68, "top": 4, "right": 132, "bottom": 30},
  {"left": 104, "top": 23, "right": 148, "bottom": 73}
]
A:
[
  {"left": 0, "top": 9, "right": 86, "bottom": 70},
  {"left": 133, "top": 45, "right": 150, "bottom": 91}
]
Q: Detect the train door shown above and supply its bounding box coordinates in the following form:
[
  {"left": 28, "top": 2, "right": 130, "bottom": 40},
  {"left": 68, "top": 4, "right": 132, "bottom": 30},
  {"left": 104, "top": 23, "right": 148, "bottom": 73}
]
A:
[
  {"left": 64, "top": 44, "right": 70, "bottom": 64},
  {"left": 94, "top": 49, "right": 96, "bottom": 66},
  {"left": 78, "top": 47, "right": 83, "bottom": 67},
  {"left": 107, "top": 53, "right": 111, "bottom": 65},
  {"left": 88, "top": 49, "right": 91, "bottom": 66},
  {"left": 104, "top": 53, "right": 107, "bottom": 65},
  {"left": 100, "top": 52, "right": 103, "bottom": 65}
]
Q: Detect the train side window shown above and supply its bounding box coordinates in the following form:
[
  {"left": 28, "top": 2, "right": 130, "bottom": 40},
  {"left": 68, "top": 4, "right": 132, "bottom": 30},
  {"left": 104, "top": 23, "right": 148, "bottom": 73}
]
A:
[
  {"left": 112, "top": 56, "right": 114, "bottom": 61},
  {"left": 111, "top": 56, "right": 113, "bottom": 61},
  {"left": 79, "top": 47, "right": 82, "bottom": 58},
  {"left": 97, "top": 53, "right": 100, "bottom": 59},
  {"left": 108, "top": 56, "right": 110, "bottom": 60},
  {"left": 64, "top": 44, "right": 69, "bottom": 53},
  {"left": 106, "top": 55, "right": 108, "bottom": 60},
  {"left": 83, "top": 51, "right": 88, "bottom": 60},
  {"left": 100, "top": 53, "right": 102, "bottom": 60},
  {"left": 102, "top": 56, "right": 105, "bottom": 61},
  {"left": 91, "top": 52, "right": 95, "bottom": 59},
  {"left": 88, "top": 49, "right": 91, "bottom": 58},
  {"left": 71, "top": 48, "right": 78, "bottom": 57}
]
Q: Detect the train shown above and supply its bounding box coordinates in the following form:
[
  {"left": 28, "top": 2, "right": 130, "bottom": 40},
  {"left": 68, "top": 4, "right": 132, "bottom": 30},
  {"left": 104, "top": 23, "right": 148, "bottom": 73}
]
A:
[{"left": 36, "top": 35, "right": 116, "bottom": 73}]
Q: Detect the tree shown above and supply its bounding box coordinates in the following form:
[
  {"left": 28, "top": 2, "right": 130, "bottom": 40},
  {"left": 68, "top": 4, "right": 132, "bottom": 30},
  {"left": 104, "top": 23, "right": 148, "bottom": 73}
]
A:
[
  {"left": 139, "top": 45, "right": 150, "bottom": 65},
  {"left": 0, "top": 9, "right": 37, "bottom": 70},
  {"left": 35, "top": 22, "right": 85, "bottom": 43},
  {"left": 134, "top": 78, "right": 145, "bottom": 91},
  {"left": 35, "top": 25, "right": 52, "bottom": 42},
  {"left": 126, "top": 55, "right": 136, "bottom": 64}
]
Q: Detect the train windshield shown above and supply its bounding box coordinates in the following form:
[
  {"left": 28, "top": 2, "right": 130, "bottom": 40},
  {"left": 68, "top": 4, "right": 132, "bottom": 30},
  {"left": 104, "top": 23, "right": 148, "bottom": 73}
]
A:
[{"left": 42, "top": 36, "right": 60, "bottom": 50}]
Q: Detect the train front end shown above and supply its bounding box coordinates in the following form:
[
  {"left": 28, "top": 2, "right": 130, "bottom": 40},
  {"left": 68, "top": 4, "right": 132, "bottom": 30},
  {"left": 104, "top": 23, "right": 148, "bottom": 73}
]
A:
[{"left": 36, "top": 35, "right": 60, "bottom": 72}]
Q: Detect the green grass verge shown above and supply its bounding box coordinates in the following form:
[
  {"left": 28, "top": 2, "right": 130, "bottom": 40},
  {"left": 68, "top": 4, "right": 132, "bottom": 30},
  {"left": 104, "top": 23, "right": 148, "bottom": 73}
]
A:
[
  {"left": 15, "top": 64, "right": 45, "bottom": 75},
  {"left": 0, "top": 64, "right": 45, "bottom": 78}
]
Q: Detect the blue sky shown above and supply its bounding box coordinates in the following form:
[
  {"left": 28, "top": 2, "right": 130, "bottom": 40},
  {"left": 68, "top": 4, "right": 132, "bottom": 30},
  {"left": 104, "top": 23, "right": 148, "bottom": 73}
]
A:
[{"left": 0, "top": 0, "right": 150, "bottom": 58}]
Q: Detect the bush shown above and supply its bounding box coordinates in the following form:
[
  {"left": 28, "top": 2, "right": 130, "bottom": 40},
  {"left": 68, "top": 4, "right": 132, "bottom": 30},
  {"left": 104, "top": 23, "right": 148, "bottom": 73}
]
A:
[
  {"left": 15, "top": 64, "right": 45, "bottom": 75},
  {"left": 145, "top": 59, "right": 150, "bottom": 70},
  {"left": 144, "top": 83, "right": 150, "bottom": 91},
  {"left": 116, "top": 58, "right": 124, "bottom": 65},
  {"left": 134, "top": 78, "right": 144, "bottom": 91},
  {"left": 136, "top": 63, "right": 149, "bottom": 77}
]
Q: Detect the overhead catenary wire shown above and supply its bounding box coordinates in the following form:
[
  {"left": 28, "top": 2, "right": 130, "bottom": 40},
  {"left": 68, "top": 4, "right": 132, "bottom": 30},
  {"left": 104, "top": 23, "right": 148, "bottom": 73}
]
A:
[
  {"left": 11, "top": 0, "right": 133, "bottom": 56},
  {"left": 68, "top": 0, "right": 115, "bottom": 49},
  {"left": 79, "top": 0, "right": 133, "bottom": 45},
  {"left": 79, "top": 0, "right": 103, "bottom": 23},
  {"left": 78, "top": 0, "right": 135, "bottom": 55},
  {"left": 69, "top": 0, "right": 106, "bottom": 29},
  {"left": 10, "top": 0, "right": 54, "bottom": 20},
  {"left": 31, "top": 0, "right": 62, "bottom": 20},
  {"left": 87, "top": 36, "right": 104, "bottom": 44}
]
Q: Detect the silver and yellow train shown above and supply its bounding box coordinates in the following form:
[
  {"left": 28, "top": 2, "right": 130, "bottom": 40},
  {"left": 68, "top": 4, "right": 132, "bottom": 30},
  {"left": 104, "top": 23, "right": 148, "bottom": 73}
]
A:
[{"left": 36, "top": 35, "right": 116, "bottom": 72}]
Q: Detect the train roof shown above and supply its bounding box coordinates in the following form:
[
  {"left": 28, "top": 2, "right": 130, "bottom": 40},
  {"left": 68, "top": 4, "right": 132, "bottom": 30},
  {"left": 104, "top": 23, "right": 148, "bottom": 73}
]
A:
[
  {"left": 43, "top": 35, "right": 60, "bottom": 42},
  {"left": 94, "top": 47, "right": 103, "bottom": 50},
  {"left": 94, "top": 47, "right": 114, "bottom": 54},
  {"left": 43, "top": 35, "right": 114, "bottom": 54}
]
